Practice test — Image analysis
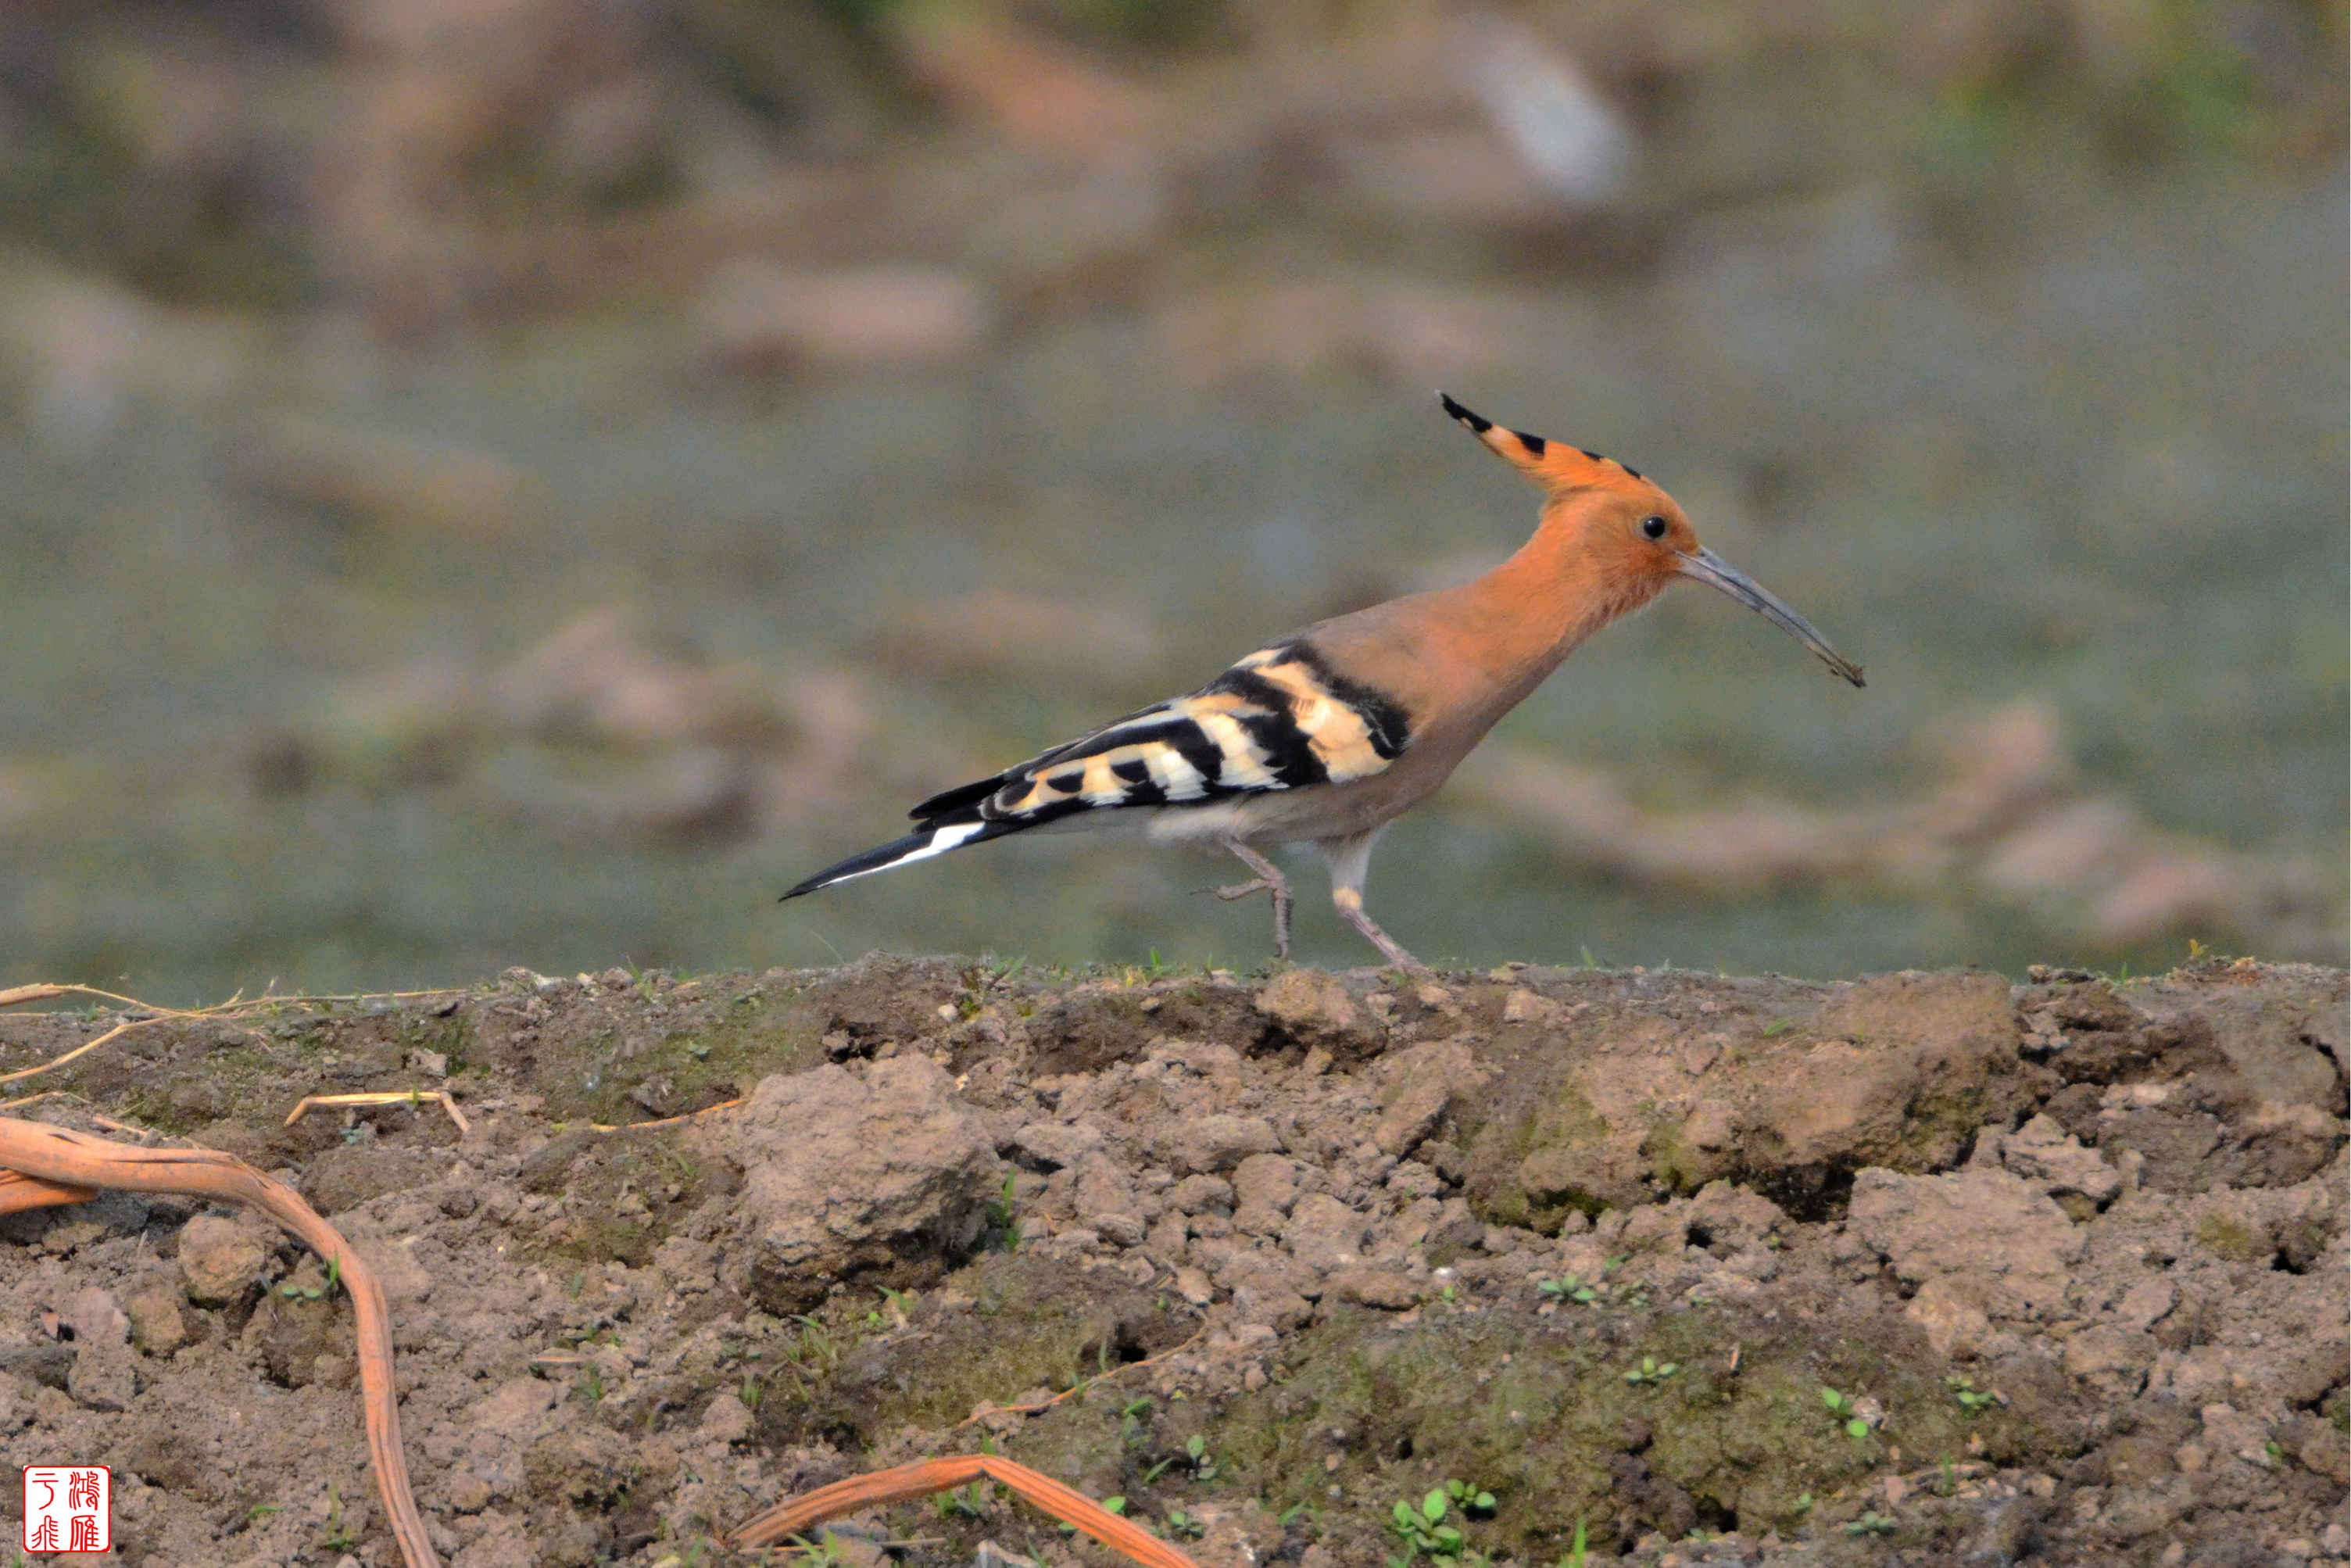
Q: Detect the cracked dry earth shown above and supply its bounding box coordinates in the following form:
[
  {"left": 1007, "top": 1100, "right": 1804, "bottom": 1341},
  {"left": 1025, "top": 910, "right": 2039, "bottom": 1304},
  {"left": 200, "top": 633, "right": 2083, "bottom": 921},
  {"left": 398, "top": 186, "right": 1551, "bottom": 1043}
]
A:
[{"left": 0, "top": 957, "right": 2343, "bottom": 1568}]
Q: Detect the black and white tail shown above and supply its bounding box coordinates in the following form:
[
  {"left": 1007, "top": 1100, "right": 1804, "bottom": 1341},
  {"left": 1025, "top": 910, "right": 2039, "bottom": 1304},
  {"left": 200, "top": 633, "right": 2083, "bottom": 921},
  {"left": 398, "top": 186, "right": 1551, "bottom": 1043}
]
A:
[{"left": 780, "top": 814, "right": 1017, "bottom": 900}]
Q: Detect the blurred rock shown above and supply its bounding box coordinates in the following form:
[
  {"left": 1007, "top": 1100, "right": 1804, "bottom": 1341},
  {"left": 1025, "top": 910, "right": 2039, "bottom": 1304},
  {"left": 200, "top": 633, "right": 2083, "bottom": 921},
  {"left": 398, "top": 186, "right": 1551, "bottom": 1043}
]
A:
[
  {"left": 472, "top": 172, "right": 890, "bottom": 316},
  {"left": 277, "top": 658, "right": 478, "bottom": 795},
  {"left": 692, "top": 260, "right": 995, "bottom": 374},
  {"left": 227, "top": 413, "right": 534, "bottom": 537},
  {"left": 962, "top": 159, "right": 1171, "bottom": 303},
  {"left": 484, "top": 607, "right": 775, "bottom": 750},
  {"left": 308, "top": 0, "right": 683, "bottom": 331},
  {"left": 881, "top": 4, "right": 1161, "bottom": 159},
  {"left": 1452, "top": 13, "right": 1634, "bottom": 208},
  {"left": 479, "top": 743, "right": 760, "bottom": 843},
  {"left": 1459, "top": 750, "right": 1862, "bottom": 890},
  {"left": 1151, "top": 277, "right": 1551, "bottom": 389},
  {"left": 1913, "top": 697, "right": 2074, "bottom": 839},
  {"left": 252, "top": 603, "right": 901, "bottom": 846},
  {"left": 0, "top": 267, "right": 258, "bottom": 451},
  {"left": 1457, "top": 696, "right": 2341, "bottom": 961}
]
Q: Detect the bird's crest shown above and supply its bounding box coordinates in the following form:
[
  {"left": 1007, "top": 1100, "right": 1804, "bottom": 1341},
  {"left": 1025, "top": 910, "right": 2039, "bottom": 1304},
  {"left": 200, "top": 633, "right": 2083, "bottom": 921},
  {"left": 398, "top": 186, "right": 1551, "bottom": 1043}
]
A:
[{"left": 1437, "top": 391, "right": 1648, "bottom": 495}]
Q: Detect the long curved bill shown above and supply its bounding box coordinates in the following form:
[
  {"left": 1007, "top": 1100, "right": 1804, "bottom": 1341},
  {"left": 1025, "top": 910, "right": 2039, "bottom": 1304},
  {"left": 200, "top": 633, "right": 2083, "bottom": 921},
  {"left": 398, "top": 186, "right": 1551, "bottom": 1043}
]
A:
[{"left": 1677, "top": 547, "right": 1866, "bottom": 687}]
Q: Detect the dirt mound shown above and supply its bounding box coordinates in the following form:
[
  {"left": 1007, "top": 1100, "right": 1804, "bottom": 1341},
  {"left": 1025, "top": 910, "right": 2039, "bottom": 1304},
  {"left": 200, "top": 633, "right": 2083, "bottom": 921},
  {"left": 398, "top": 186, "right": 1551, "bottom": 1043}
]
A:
[{"left": 2, "top": 956, "right": 2343, "bottom": 1567}]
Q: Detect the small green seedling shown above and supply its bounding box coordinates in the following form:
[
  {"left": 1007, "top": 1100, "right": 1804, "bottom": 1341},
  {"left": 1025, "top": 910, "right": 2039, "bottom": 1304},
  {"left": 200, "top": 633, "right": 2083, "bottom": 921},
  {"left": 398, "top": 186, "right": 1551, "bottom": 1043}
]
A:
[
  {"left": 1139, "top": 1432, "right": 1221, "bottom": 1485},
  {"left": 1164, "top": 1509, "right": 1203, "bottom": 1539},
  {"left": 321, "top": 1484, "right": 357, "bottom": 1552},
  {"left": 864, "top": 1285, "right": 918, "bottom": 1330},
  {"left": 281, "top": 1255, "right": 342, "bottom": 1301},
  {"left": 987, "top": 1172, "right": 1021, "bottom": 1249},
  {"left": 1440, "top": 1480, "right": 1496, "bottom": 1516},
  {"left": 1946, "top": 1375, "right": 1999, "bottom": 1413},
  {"left": 1556, "top": 1516, "right": 1587, "bottom": 1568},
  {"left": 1623, "top": 1355, "right": 1680, "bottom": 1386},
  {"left": 1843, "top": 1510, "right": 1897, "bottom": 1537},
  {"left": 784, "top": 1530, "right": 853, "bottom": 1567},
  {"left": 1820, "top": 1387, "right": 1870, "bottom": 1437},
  {"left": 788, "top": 1316, "right": 838, "bottom": 1371},
  {"left": 1387, "top": 1483, "right": 1490, "bottom": 1568},
  {"left": 934, "top": 1480, "right": 989, "bottom": 1520},
  {"left": 1537, "top": 1274, "right": 1597, "bottom": 1305}
]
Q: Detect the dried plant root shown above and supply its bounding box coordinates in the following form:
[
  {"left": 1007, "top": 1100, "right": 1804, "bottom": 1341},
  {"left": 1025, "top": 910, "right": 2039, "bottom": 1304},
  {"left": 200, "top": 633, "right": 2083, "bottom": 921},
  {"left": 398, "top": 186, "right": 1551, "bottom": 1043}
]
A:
[
  {"left": 0, "top": 1115, "right": 441, "bottom": 1568},
  {"left": 0, "top": 1166, "right": 98, "bottom": 1212},
  {"left": 732, "top": 1453, "right": 1208, "bottom": 1568}
]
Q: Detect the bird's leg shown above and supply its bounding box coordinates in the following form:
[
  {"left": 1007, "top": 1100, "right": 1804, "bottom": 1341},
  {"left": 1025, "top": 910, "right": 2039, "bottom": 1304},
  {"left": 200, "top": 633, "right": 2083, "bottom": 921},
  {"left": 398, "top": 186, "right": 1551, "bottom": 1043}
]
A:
[
  {"left": 1319, "top": 832, "right": 1430, "bottom": 977},
  {"left": 1216, "top": 837, "right": 1293, "bottom": 960},
  {"left": 1333, "top": 888, "right": 1427, "bottom": 976}
]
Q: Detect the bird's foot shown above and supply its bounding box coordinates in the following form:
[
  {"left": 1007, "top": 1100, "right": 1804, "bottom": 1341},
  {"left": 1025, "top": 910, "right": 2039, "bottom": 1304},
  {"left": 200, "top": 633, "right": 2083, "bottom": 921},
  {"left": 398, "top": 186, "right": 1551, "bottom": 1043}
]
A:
[
  {"left": 1207, "top": 878, "right": 1294, "bottom": 958},
  {"left": 1334, "top": 893, "right": 1428, "bottom": 977},
  {"left": 1369, "top": 940, "right": 1433, "bottom": 980},
  {"left": 1217, "top": 839, "right": 1294, "bottom": 960}
]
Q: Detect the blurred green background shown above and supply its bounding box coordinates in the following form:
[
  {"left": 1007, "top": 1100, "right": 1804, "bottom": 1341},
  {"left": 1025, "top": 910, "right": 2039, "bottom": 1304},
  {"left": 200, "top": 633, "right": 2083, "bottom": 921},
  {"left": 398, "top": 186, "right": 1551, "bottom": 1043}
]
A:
[{"left": 0, "top": 0, "right": 2342, "bottom": 1001}]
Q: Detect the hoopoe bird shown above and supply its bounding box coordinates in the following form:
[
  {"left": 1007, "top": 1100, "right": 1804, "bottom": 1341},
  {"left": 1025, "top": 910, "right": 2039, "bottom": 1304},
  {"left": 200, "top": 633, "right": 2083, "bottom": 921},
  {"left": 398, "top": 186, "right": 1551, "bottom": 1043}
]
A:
[{"left": 784, "top": 394, "right": 1863, "bottom": 972}]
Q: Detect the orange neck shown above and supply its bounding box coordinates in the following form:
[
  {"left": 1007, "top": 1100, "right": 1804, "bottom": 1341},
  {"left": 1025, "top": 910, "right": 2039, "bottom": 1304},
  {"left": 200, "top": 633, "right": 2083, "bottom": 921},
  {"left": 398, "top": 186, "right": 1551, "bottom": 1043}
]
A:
[{"left": 1426, "top": 522, "right": 1644, "bottom": 694}]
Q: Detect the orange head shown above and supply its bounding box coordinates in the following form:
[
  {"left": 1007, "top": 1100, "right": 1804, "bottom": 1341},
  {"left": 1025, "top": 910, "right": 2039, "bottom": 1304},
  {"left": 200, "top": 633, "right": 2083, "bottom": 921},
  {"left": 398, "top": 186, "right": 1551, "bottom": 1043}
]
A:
[{"left": 1438, "top": 392, "right": 1864, "bottom": 686}]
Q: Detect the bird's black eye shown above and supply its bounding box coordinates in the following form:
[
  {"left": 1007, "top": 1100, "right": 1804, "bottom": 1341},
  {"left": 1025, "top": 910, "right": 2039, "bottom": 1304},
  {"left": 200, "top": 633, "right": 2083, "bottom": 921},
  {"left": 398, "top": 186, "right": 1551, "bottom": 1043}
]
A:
[{"left": 1641, "top": 515, "right": 1669, "bottom": 541}]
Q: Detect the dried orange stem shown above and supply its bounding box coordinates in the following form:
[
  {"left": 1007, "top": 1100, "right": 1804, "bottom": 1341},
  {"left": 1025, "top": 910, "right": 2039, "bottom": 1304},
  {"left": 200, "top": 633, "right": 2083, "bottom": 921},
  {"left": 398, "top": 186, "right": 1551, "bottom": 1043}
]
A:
[
  {"left": 732, "top": 1454, "right": 1208, "bottom": 1568},
  {"left": 0, "top": 1116, "right": 440, "bottom": 1568}
]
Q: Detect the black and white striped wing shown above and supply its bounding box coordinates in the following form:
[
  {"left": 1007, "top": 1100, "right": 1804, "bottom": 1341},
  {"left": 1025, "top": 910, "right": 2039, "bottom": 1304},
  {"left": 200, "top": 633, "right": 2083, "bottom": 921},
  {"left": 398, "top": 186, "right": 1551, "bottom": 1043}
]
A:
[
  {"left": 781, "top": 639, "right": 1413, "bottom": 899},
  {"left": 915, "top": 639, "right": 1412, "bottom": 828}
]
